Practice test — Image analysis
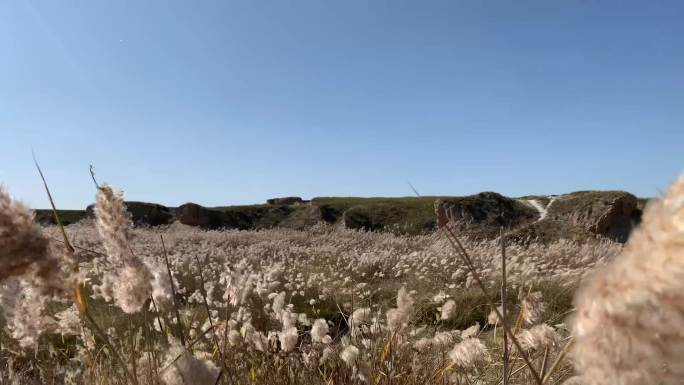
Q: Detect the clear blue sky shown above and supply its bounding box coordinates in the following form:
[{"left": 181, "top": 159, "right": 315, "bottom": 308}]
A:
[{"left": 1, "top": 1, "right": 682, "bottom": 209}]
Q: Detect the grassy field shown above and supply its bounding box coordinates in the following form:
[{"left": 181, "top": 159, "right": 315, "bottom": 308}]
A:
[{"left": 1, "top": 180, "right": 680, "bottom": 385}]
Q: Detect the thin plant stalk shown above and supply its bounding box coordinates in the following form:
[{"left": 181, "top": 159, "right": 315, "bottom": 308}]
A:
[
  {"left": 150, "top": 297, "right": 167, "bottom": 339},
  {"left": 89, "top": 164, "right": 100, "bottom": 188},
  {"left": 542, "top": 338, "right": 574, "bottom": 384},
  {"left": 497, "top": 363, "right": 531, "bottom": 385},
  {"left": 142, "top": 301, "right": 160, "bottom": 385},
  {"left": 213, "top": 369, "right": 224, "bottom": 385},
  {"left": 160, "top": 235, "right": 186, "bottom": 347},
  {"left": 33, "top": 153, "right": 74, "bottom": 255},
  {"left": 441, "top": 223, "right": 543, "bottom": 385},
  {"left": 540, "top": 346, "right": 550, "bottom": 379},
  {"left": 193, "top": 255, "right": 223, "bottom": 359},
  {"left": 500, "top": 227, "right": 509, "bottom": 385},
  {"left": 158, "top": 324, "right": 217, "bottom": 374},
  {"left": 220, "top": 301, "right": 231, "bottom": 364}
]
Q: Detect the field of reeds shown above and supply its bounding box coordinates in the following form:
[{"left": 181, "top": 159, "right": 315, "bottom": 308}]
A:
[{"left": 1, "top": 175, "right": 683, "bottom": 385}]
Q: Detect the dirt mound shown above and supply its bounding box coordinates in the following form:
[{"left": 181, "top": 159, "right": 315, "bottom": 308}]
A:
[
  {"left": 434, "top": 192, "right": 539, "bottom": 239},
  {"left": 174, "top": 203, "right": 226, "bottom": 228}
]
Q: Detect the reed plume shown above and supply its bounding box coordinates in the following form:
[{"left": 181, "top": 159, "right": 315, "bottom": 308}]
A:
[
  {"left": 448, "top": 337, "right": 489, "bottom": 371},
  {"left": 571, "top": 176, "right": 684, "bottom": 385},
  {"left": 94, "top": 184, "right": 153, "bottom": 313},
  {"left": 0, "top": 187, "right": 54, "bottom": 282},
  {"left": 160, "top": 340, "right": 220, "bottom": 385}
]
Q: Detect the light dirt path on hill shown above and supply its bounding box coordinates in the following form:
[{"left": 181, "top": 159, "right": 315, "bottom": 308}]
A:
[{"left": 523, "top": 197, "right": 557, "bottom": 222}]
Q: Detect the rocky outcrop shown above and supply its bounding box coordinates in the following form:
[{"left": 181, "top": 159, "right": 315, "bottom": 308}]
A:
[
  {"left": 509, "top": 191, "right": 641, "bottom": 244},
  {"left": 124, "top": 202, "right": 174, "bottom": 226},
  {"left": 546, "top": 191, "right": 641, "bottom": 242},
  {"left": 434, "top": 192, "right": 539, "bottom": 239},
  {"left": 174, "top": 203, "right": 226, "bottom": 229}
]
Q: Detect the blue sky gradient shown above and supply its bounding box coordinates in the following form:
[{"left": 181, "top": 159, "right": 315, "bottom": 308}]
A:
[{"left": 1, "top": 1, "right": 682, "bottom": 209}]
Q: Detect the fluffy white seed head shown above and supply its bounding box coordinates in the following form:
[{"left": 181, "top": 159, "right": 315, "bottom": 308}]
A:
[
  {"left": 272, "top": 291, "right": 286, "bottom": 315},
  {"left": 460, "top": 323, "right": 480, "bottom": 339},
  {"left": 311, "top": 318, "right": 330, "bottom": 343},
  {"left": 340, "top": 345, "right": 360, "bottom": 367},
  {"left": 94, "top": 185, "right": 132, "bottom": 266},
  {"left": 351, "top": 307, "right": 372, "bottom": 324},
  {"left": 571, "top": 176, "right": 684, "bottom": 385},
  {"left": 0, "top": 278, "right": 56, "bottom": 347},
  {"left": 518, "top": 324, "right": 560, "bottom": 351},
  {"left": 487, "top": 305, "right": 503, "bottom": 325},
  {"left": 0, "top": 187, "right": 56, "bottom": 284},
  {"left": 279, "top": 326, "right": 298, "bottom": 352},
  {"left": 385, "top": 287, "right": 414, "bottom": 332},
  {"left": 160, "top": 341, "right": 220, "bottom": 385},
  {"left": 448, "top": 338, "right": 489, "bottom": 371},
  {"left": 441, "top": 299, "right": 456, "bottom": 320},
  {"left": 94, "top": 185, "right": 153, "bottom": 313},
  {"left": 112, "top": 265, "right": 154, "bottom": 314}
]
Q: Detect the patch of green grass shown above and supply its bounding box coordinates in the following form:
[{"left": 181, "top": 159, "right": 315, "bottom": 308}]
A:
[
  {"left": 311, "top": 196, "right": 452, "bottom": 235},
  {"left": 210, "top": 204, "right": 310, "bottom": 229}
]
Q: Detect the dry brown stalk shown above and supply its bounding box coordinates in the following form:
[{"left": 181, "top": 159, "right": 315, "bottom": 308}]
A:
[
  {"left": 160, "top": 234, "right": 186, "bottom": 347},
  {"left": 441, "top": 223, "right": 544, "bottom": 385},
  {"left": 501, "top": 227, "right": 510, "bottom": 385},
  {"left": 194, "top": 255, "right": 223, "bottom": 360}
]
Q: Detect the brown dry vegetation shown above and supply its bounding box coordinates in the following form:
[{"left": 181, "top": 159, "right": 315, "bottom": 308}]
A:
[
  {"left": 0, "top": 205, "right": 621, "bottom": 384},
  {"left": 5, "top": 174, "right": 684, "bottom": 385}
]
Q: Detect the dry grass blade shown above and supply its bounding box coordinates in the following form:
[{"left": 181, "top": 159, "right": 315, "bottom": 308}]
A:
[
  {"left": 513, "top": 303, "right": 525, "bottom": 336},
  {"left": 542, "top": 338, "right": 574, "bottom": 384},
  {"left": 32, "top": 153, "right": 73, "bottom": 254},
  {"left": 497, "top": 363, "right": 531, "bottom": 385},
  {"left": 540, "top": 346, "right": 550, "bottom": 379}
]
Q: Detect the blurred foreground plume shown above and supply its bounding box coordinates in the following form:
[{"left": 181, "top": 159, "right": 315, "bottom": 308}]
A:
[{"left": 572, "top": 176, "right": 684, "bottom": 385}]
